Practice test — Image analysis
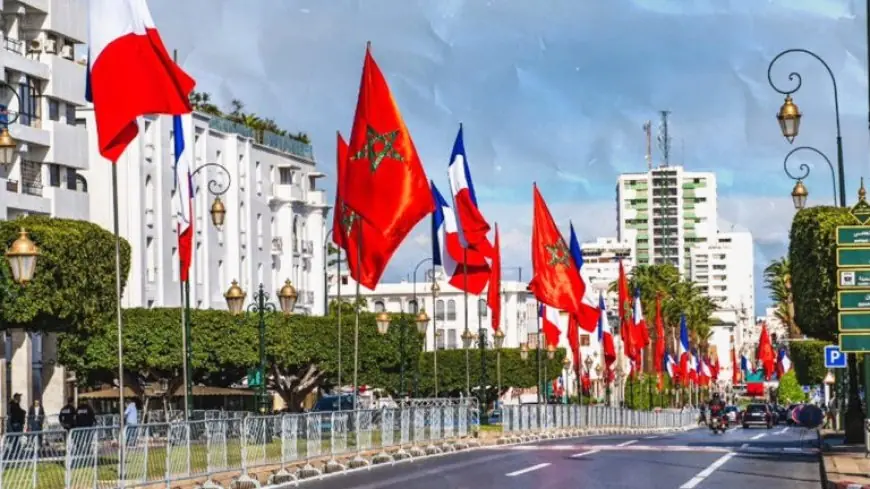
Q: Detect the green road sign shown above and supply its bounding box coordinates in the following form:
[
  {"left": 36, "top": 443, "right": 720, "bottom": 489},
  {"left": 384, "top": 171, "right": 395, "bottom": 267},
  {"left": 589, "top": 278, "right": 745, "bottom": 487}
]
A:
[
  {"left": 837, "top": 248, "right": 870, "bottom": 267},
  {"left": 839, "top": 311, "right": 870, "bottom": 331},
  {"left": 839, "top": 290, "right": 870, "bottom": 310},
  {"left": 852, "top": 199, "right": 870, "bottom": 225},
  {"left": 838, "top": 226, "right": 870, "bottom": 246},
  {"left": 840, "top": 333, "right": 870, "bottom": 352},
  {"left": 247, "top": 368, "right": 262, "bottom": 387},
  {"left": 839, "top": 269, "right": 870, "bottom": 288}
]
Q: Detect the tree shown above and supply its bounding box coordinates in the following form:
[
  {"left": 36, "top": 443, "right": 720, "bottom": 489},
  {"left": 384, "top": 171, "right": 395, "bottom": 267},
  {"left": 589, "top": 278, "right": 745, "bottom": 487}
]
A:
[
  {"left": 764, "top": 257, "right": 799, "bottom": 337},
  {"left": 776, "top": 370, "right": 806, "bottom": 404},
  {"left": 0, "top": 216, "right": 131, "bottom": 333},
  {"left": 789, "top": 339, "right": 827, "bottom": 386},
  {"left": 326, "top": 243, "right": 346, "bottom": 268},
  {"left": 188, "top": 92, "right": 311, "bottom": 145}
]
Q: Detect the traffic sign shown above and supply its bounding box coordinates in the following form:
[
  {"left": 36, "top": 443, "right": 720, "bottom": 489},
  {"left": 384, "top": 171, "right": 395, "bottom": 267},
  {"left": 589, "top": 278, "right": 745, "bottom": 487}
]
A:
[
  {"left": 825, "top": 345, "right": 848, "bottom": 367},
  {"left": 838, "top": 226, "right": 870, "bottom": 246},
  {"left": 837, "top": 248, "right": 870, "bottom": 267},
  {"left": 840, "top": 334, "right": 870, "bottom": 353},
  {"left": 839, "top": 311, "right": 870, "bottom": 331},
  {"left": 838, "top": 290, "right": 870, "bottom": 310},
  {"left": 839, "top": 269, "right": 870, "bottom": 288}
]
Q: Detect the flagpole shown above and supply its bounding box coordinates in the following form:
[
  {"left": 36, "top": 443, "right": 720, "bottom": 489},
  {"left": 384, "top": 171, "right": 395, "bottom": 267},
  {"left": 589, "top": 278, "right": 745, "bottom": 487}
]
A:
[
  {"left": 463, "top": 248, "right": 470, "bottom": 397},
  {"left": 336, "top": 239, "right": 343, "bottom": 400},
  {"left": 111, "top": 162, "right": 127, "bottom": 485},
  {"left": 353, "top": 223, "right": 361, "bottom": 413}
]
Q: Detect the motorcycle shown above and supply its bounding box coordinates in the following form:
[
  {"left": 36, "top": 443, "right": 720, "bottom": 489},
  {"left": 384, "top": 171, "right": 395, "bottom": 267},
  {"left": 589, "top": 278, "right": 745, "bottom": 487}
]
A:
[{"left": 709, "top": 415, "right": 727, "bottom": 434}]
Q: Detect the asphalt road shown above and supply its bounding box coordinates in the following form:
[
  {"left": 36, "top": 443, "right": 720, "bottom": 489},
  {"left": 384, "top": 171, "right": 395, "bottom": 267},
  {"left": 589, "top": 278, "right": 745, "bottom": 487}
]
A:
[{"left": 297, "top": 424, "right": 821, "bottom": 489}]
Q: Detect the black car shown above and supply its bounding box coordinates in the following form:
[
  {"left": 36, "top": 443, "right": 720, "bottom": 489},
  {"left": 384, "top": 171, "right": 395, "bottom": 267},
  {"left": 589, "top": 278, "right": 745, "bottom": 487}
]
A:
[
  {"left": 775, "top": 405, "right": 788, "bottom": 424},
  {"left": 742, "top": 403, "right": 774, "bottom": 429}
]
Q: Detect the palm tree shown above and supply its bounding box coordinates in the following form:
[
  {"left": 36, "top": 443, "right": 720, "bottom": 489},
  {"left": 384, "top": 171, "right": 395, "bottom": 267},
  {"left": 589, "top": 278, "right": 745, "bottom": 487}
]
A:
[{"left": 764, "top": 257, "right": 800, "bottom": 337}]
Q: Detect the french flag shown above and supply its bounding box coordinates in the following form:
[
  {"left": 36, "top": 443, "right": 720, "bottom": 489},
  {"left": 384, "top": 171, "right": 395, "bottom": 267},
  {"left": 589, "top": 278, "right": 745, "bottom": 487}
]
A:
[
  {"left": 740, "top": 354, "right": 751, "bottom": 374},
  {"left": 633, "top": 287, "right": 649, "bottom": 348},
  {"left": 539, "top": 304, "right": 562, "bottom": 349},
  {"left": 87, "top": 0, "right": 195, "bottom": 163},
  {"left": 172, "top": 114, "right": 194, "bottom": 281},
  {"left": 568, "top": 223, "right": 602, "bottom": 332},
  {"left": 678, "top": 314, "right": 691, "bottom": 385},
  {"left": 698, "top": 356, "right": 712, "bottom": 386},
  {"left": 597, "top": 292, "right": 616, "bottom": 366},
  {"left": 431, "top": 182, "right": 490, "bottom": 294},
  {"left": 447, "top": 125, "right": 493, "bottom": 255},
  {"left": 777, "top": 348, "right": 792, "bottom": 378},
  {"left": 664, "top": 351, "right": 677, "bottom": 378}
]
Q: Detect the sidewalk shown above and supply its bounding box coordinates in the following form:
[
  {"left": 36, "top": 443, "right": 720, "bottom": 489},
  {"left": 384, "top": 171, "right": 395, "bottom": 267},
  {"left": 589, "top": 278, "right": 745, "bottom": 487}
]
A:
[{"left": 821, "top": 430, "right": 870, "bottom": 489}]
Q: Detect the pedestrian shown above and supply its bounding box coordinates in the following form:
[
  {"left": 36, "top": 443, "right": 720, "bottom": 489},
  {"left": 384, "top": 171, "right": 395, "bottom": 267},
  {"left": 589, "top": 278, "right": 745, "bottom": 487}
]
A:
[
  {"left": 6, "top": 393, "right": 25, "bottom": 456},
  {"left": 124, "top": 399, "right": 138, "bottom": 447},
  {"left": 71, "top": 400, "right": 96, "bottom": 470},
  {"left": 27, "top": 400, "right": 45, "bottom": 448},
  {"left": 59, "top": 397, "right": 76, "bottom": 431},
  {"left": 75, "top": 400, "right": 95, "bottom": 428},
  {"left": 826, "top": 396, "right": 839, "bottom": 429}
]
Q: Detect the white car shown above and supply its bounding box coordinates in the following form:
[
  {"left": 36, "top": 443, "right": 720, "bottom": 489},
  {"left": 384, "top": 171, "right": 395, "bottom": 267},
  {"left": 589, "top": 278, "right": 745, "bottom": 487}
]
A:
[{"left": 724, "top": 405, "right": 738, "bottom": 423}]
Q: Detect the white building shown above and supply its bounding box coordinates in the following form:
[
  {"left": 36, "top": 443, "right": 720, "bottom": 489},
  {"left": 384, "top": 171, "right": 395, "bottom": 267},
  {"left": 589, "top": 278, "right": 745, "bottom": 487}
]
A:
[
  {"left": 0, "top": 1, "right": 89, "bottom": 416},
  {"left": 580, "top": 235, "right": 636, "bottom": 309},
  {"left": 689, "top": 231, "right": 755, "bottom": 314},
  {"left": 616, "top": 165, "right": 718, "bottom": 276},
  {"left": 80, "top": 109, "right": 329, "bottom": 315}
]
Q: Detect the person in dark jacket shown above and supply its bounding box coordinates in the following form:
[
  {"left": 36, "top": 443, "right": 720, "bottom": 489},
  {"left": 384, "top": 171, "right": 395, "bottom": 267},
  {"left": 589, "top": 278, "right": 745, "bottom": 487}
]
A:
[
  {"left": 7, "top": 393, "right": 26, "bottom": 455},
  {"left": 27, "top": 400, "right": 45, "bottom": 447},
  {"left": 75, "top": 401, "right": 96, "bottom": 428},
  {"left": 59, "top": 398, "right": 76, "bottom": 431}
]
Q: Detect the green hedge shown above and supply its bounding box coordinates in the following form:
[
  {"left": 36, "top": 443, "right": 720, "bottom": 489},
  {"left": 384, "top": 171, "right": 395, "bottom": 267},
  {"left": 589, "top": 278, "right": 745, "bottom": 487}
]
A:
[
  {"left": 0, "top": 216, "right": 130, "bottom": 333},
  {"left": 789, "top": 339, "right": 827, "bottom": 385},
  {"left": 789, "top": 206, "right": 855, "bottom": 340}
]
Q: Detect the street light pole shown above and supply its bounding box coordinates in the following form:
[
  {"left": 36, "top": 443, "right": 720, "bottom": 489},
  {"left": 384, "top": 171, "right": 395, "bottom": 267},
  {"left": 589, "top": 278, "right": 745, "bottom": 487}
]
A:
[{"left": 478, "top": 299, "right": 487, "bottom": 417}]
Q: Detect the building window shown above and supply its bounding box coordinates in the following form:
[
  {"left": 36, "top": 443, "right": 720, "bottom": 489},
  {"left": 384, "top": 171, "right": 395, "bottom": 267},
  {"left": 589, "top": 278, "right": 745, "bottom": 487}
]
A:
[
  {"left": 478, "top": 298, "right": 488, "bottom": 318},
  {"left": 374, "top": 300, "right": 385, "bottom": 313},
  {"left": 171, "top": 247, "right": 178, "bottom": 282},
  {"left": 20, "top": 160, "right": 42, "bottom": 196},
  {"left": 408, "top": 299, "right": 418, "bottom": 314},
  {"left": 66, "top": 168, "right": 77, "bottom": 190},
  {"left": 580, "top": 334, "right": 590, "bottom": 346},
  {"left": 447, "top": 329, "right": 457, "bottom": 349},
  {"left": 435, "top": 300, "right": 445, "bottom": 320},
  {"left": 447, "top": 300, "right": 456, "bottom": 321},
  {"left": 48, "top": 100, "right": 59, "bottom": 121},
  {"left": 436, "top": 329, "right": 446, "bottom": 349},
  {"left": 48, "top": 164, "right": 60, "bottom": 187},
  {"left": 65, "top": 104, "right": 76, "bottom": 126},
  {"left": 195, "top": 241, "right": 204, "bottom": 285}
]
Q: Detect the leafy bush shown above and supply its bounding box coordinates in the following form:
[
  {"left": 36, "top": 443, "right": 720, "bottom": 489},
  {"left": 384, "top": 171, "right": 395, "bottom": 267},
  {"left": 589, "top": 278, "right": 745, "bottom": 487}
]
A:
[
  {"left": 789, "top": 339, "right": 828, "bottom": 386},
  {"left": 776, "top": 370, "right": 807, "bottom": 404}
]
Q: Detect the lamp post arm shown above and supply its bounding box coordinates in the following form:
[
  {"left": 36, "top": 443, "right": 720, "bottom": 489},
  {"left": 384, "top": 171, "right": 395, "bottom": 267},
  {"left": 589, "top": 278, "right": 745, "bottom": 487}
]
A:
[
  {"left": 189, "top": 162, "right": 232, "bottom": 197},
  {"left": 0, "top": 80, "right": 21, "bottom": 126},
  {"left": 767, "top": 48, "right": 842, "bottom": 139},
  {"left": 782, "top": 146, "right": 838, "bottom": 206}
]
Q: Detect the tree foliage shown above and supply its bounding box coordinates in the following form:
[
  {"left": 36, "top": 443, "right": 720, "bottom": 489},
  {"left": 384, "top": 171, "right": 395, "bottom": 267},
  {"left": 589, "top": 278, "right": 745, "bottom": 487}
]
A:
[
  {"left": 789, "top": 339, "right": 828, "bottom": 386},
  {"left": 776, "top": 370, "right": 807, "bottom": 404},
  {"left": 789, "top": 206, "right": 855, "bottom": 340},
  {"left": 0, "top": 216, "right": 130, "bottom": 333},
  {"left": 189, "top": 91, "right": 311, "bottom": 144},
  {"left": 763, "top": 257, "right": 798, "bottom": 336}
]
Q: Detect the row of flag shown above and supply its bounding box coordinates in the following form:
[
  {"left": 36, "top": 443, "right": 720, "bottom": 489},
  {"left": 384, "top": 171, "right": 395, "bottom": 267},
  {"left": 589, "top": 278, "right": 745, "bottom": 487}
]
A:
[{"left": 85, "top": 0, "right": 795, "bottom": 393}]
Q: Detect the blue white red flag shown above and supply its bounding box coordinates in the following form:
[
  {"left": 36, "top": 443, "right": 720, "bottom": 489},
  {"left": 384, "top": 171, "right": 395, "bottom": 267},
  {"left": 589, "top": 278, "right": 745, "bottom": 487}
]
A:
[
  {"left": 172, "top": 114, "right": 194, "bottom": 281},
  {"left": 568, "top": 223, "right": 601, "bottom": 332},
  {"left": 447, "top": 125, "right": 493, "bottom": 256},
  {"left": 431, "top": 182, "right": 490, "bottom": 294}
]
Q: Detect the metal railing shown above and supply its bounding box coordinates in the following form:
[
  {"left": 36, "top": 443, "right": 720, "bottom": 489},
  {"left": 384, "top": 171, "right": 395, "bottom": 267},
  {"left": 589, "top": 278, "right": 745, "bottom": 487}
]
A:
[{"left": 0, "top": 402, "right": 696, "bottom": 488}]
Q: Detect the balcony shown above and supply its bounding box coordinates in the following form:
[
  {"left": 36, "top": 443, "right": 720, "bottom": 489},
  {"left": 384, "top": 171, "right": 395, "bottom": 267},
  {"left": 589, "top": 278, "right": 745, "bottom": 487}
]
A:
[
  {"left": 271, "top": 237, "right": 283, "bottom": 254},
  {"left": 45, "top": 0, "right": 87, "bottom": 42},
  {"left": 207, "top": 116, "right": 314, "bottom": 161},
  {"left": 43, "top": 54, "right": 86, "bottom": 104},
  {"left": 307, "top": 189, "right": 326, "bottom": 206},
  {"left": 8, "top": 112, "right": 50, "bottom": 147},
  {"left": 0, "top": 37, "right": 50, "bottom": 79},
  {"left": 43, "top": 121, "right": 87, "bottom": 167},
  {"left": 0, "top": 177, "right": 49, "bottom": 215},
  {"left": 270, "top": 183, "right": 304, "bottom": 202}
]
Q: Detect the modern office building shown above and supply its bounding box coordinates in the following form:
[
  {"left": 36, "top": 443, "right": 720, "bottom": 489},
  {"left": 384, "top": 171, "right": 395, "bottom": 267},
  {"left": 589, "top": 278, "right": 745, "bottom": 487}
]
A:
[
  {"left": 616, "top": 166, "right": 718, "bottom": 276},
  {"left": 0, "top": 0, "right": 90, "bottom": 416},
  {"left": 689, "top": 231, "right": 755, "bottom": 316},
  {"left": 80, "top": 109, "right": 329, "bottom": 316},
  {"left": 579, "top": 235, "right": 636, "bottom": 309}
]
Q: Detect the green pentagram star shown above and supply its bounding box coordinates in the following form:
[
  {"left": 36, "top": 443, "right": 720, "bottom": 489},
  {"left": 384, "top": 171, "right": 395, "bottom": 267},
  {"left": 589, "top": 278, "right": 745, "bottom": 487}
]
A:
[
  {"left": 545, "top": 240, "right": 570, "bottom": 267},
  {"left": 341, "top": 204, "right": 358, "bottom": 237},
  {"left": 350, "top": 125, "right": 404, "bottom": 172}
]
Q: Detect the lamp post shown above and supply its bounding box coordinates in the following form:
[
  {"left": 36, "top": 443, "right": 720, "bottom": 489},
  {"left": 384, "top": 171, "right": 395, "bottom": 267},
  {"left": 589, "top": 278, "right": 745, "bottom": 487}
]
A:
[
  {"left": 614, "top": 363, "right": 625, "bottom": 409},
  {"left": 225, "top": 279, "right": 296, "bottom": 413},
  {"left": 494, "top": 329, "right": 505, "bottom": 407},
  {"left": 461, "top": 328, "right": 474, "bottom": 396},
  {"left": 0, "top": 80, "right": 22, "bottom": 166},
  {"left": 411, "top": 258, "right": 432, "bottom": 314},
  {"left": 562, "top": 357, "right": 571, "bottom": 404},
  {"left": 584, "top": 356, "right": 594, "bottom": 406},
  {"left": 431, "top": 280, "right": 441, "bottom": 396},
  {"left": 178, "top": 161, "right": 231, "bottom": 419},
  {"left": 477, "top": 298, "right": 488, "bottom": 415},
  {"left": 5, "top": 229, "right": 39, "bottom": 286},
  {"left": 768, "top": 48, "right": 864, "bottom": 442},
  {"left": 377, "top": 310, "right": 430, "bottom": 397}
]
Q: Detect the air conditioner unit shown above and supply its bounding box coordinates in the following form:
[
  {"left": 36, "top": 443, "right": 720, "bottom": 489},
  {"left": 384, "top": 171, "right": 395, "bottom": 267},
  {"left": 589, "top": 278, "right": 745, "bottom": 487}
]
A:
[
  {"left": 27, "top": 38, "right": 42, "bottom": 52},
  {"left": 43, "top": 38, "right": 56, "bottom": 54},
  {"left": 60, "top": 44, "right": 73, "bottom": 59}
]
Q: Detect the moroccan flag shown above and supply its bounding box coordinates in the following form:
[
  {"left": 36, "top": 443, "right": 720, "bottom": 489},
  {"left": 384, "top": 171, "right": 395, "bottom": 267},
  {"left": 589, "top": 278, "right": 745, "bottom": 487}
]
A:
[
  {"left": 617, "top": 260, "right": 636, "bottom": 361},
  {"left": 731, "top": 347, "right": 739, "bottom": 385},
  {"left": 333, "top": 132, "right": 398, "bottom": 289},
  {"left": 757, "top": 322, "right": 776, "bottom": 381},
  {"left": 654, "top": 295, "right": 665, "bottom": 373},
  {"left": 567, "top": 313, "right": 581, "bottom": 380},
  {"left": 488, "top": 224, "right": 502, "bottom": 332},
  {"left": 341, "top": 44, "right": 434, "bottom": 244},
  {"left": 528, "top": 184, "right": 586, "bottom": 320}
]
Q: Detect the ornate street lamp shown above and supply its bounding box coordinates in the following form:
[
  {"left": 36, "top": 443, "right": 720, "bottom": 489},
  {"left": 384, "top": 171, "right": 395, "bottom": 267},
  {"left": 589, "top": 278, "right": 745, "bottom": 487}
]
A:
[
  {"left": 277, "top": 280, "right": 298, "bottom": 316},
  {"left": 493, "top": 330, "right": 505, "bottom": 349},
  {"left": 376, "top": 311, "right": 391, "bottom": 335},
  {"left": 210, "top": 197, "right": 226, "bottom": 229},
  {"left": 776, "top": 95, "right": 801, "bottom": 143},
  {"left": 461, "top": 329, "right": 475, "bottom": 349},
  {"left": 584, "top": 355, "right": 594, "bottom": 373},
  {"left": 562, "top": 356, "right": 571, "bottom": 370},
  {"left": 519, "top": 342, "right": 529, "bottom": 361},
  {"left": 224, "top": 280, "right": 246, "bottom": 315},
  {"left": 547, "top": 344, "right": 556, "bottom": 360},
  {"left": 5, "top": 228, "right": 38, "bottom": 285},
  {"left": 415, "top": 309, "right": 430, "bottom": 335},
  {"left": 0, "top": 126, "right": 16, "bottom": 165},
  {"left": 791, "top": 179, "right": 808, "bottom": 210}
]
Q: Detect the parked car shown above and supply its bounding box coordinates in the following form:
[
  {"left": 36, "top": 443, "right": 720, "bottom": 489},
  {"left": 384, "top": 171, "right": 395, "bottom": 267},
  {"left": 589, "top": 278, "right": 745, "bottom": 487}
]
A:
[{"left": 742, "top": 403, "right": 774, "bottom": 429}]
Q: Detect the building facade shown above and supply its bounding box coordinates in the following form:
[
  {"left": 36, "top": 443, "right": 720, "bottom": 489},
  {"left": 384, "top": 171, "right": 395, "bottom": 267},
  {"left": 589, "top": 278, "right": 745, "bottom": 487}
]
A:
[
  {"left": 616, "top": 166, "right": 718, "bottom": 276},
  {"left": 689, "top": 231, "right": 755, "bottom": 318},
  {"left": 0, "top": 0, "right": 90, "bottom": 416},
  {"left": 580, "top": 236, "right": 636, "bottom": 309},
  {"left": 80, "top": 109, "right": 329, "bottom": 315}
]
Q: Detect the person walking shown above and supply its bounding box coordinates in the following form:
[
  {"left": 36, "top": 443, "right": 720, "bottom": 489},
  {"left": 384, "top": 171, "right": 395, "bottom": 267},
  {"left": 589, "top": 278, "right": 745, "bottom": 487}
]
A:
[
  {"left": 6, "top": 394, "right": 25, "bottom": 456},
  {"left": 59, "top": 397, "right": 76, "bottom": 431},
  {"left": 124, "top": 399, "right": 138, "bottom": 447},
  {"left": 27, "top": 400, "right": 45, "bottom": 448}
]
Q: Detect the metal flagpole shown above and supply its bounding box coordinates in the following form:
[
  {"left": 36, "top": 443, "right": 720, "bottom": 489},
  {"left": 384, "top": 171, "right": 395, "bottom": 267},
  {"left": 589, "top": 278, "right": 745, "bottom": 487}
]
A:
[
  {"left": 337, "top": 242, "right": 343, "bottom": 399},
  {"left": 352, "top": 224, "right": 361, "bottom": 411},
  {"left": 431, "top": 259, "right": 439, "bottom": 397},
  {"left": 111, "top": 163, "right": 127, "bottom": 485},
  {"left": 464, "top": 248, "right": 470, "bottom": 396}
]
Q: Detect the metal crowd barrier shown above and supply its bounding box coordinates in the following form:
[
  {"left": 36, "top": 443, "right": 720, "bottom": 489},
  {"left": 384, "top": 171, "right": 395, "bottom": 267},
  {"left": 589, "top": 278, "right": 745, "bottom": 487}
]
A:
[{"left": 501, "top": 404, "right": 698, "bottom": 434}]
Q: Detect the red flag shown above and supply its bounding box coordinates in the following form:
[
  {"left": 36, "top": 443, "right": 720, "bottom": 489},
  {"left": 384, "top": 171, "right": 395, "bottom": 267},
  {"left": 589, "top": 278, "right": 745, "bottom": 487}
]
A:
[
  {"left": 617, "top": 260, "right": 636, "bottom": 361},
  {"left": 333, "top": 132, "right": 399, "bottom": 289},
  {"left": 567, "top": 314, "right": 581, "bottom": 380},
  {"left": 757, "top": 323, "right": 776, "bottom": 381},
  {"left": 342, "top": 44, "right": 434, "bottom": 245},
  {"left": 88, "top": 0, "right": 195, "bottom": 163},
  {"left": 731, "top": 347, "right": 739, "bottom": 385},
  {"left": 488, "top": 225, "right": 502, "bottom": 332},
  {"left": 654, "top": 295, "right": 665, "bottom": 373},
  {"left": 528, "top": 185, "right": 586, "bottom": 317}
]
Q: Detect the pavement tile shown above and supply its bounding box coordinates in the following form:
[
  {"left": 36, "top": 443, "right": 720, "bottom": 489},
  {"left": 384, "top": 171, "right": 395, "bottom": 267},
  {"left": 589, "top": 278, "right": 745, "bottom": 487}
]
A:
[{"left": 822, "top": 430, "right": 870, "bottom": 489}]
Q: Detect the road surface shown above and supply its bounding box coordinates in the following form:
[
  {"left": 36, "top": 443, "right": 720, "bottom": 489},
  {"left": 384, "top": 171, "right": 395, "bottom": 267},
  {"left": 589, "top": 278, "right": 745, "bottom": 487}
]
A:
[{"left": 299, "top": 424, "right": 821, "bottom": 489}]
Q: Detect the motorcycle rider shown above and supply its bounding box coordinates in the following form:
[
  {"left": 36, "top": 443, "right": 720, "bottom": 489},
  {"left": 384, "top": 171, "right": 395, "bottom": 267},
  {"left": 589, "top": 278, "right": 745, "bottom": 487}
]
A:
[{"left": 708, "top": 392, "right": 726, "bottom": 426}]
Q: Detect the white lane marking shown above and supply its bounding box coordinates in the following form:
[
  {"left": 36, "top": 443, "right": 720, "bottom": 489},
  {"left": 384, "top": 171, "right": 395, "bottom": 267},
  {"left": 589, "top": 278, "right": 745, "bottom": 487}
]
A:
[
  {"left": 775, "top": 427, "right": 789, "bottom": 435},
  {"left": 679, "top": 452, "right": 737, "bottom": 489},
  {"left": 571, "top": 449, "right": 600, "bottom": 458},
  {"left": 727, "top": 427, "right": 739, "bottom": 432},
  {"left": 617, "top": 440, "right": 638, "bottom": 447},
  {"left": 506, "top": 463, "right": 550, "bottom": 477},
  {"left": 645, "top": 435, "right": 659, "bottom": 439},
  {"left": 750, "top": 433, "right": 766, "bottom": 440}
]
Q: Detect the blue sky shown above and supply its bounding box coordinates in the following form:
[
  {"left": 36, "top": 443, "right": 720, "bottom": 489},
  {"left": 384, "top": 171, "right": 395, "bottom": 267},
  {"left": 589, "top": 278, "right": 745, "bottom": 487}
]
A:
[{"left": 149, "top": 0, "right": 870, "bottom": 313}]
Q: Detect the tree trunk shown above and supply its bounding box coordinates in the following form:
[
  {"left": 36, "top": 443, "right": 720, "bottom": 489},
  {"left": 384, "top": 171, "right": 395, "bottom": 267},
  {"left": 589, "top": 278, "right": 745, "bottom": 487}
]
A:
[{"left": 270, "top": 364, "right": 326, "bottom": 412}]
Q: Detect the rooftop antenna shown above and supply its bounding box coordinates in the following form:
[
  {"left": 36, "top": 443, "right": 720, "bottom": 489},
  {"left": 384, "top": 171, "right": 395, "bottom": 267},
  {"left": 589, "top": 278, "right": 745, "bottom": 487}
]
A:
[
  {"left": 657, "top": 110, "right": 672, "bottom": 168},
  {"left": 643, "top": 121, "right": 652, "bottom": 170}
]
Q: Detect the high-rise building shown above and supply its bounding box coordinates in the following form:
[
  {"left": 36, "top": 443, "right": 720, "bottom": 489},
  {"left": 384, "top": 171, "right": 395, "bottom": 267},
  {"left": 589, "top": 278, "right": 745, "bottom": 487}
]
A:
[
  {"left": 689, "top": 231, "right": 755, "bottom": 316},
  {"left": 616, "top": 166, "right": 718, "bottom": 276},
  {"left": 0, "top": 1, "right": 90, "bottom": 417},
  {"left": 579, "top": 235, "right": 636, "bottom": 310},
  {"left": 80, "top": 109, "right": 329, "bottom": 315}
]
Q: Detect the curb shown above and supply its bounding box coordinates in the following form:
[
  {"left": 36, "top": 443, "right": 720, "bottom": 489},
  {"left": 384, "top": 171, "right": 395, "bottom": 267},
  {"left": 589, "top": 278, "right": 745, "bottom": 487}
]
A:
[{"left": 831, "top": 483, "right": 870, "bottom": 489}]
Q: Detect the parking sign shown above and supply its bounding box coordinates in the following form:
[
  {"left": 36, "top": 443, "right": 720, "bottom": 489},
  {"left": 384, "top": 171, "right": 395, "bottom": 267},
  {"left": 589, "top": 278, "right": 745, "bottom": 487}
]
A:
[{"left": 825, "top": 345, "right": 848, "bottom": 368}]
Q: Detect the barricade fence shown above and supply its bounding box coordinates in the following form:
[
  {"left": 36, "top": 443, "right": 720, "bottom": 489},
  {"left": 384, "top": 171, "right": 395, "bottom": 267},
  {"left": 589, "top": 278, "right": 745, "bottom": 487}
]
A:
[{"left": 0, "top": 402, "right": 696, "bottom": 489}]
